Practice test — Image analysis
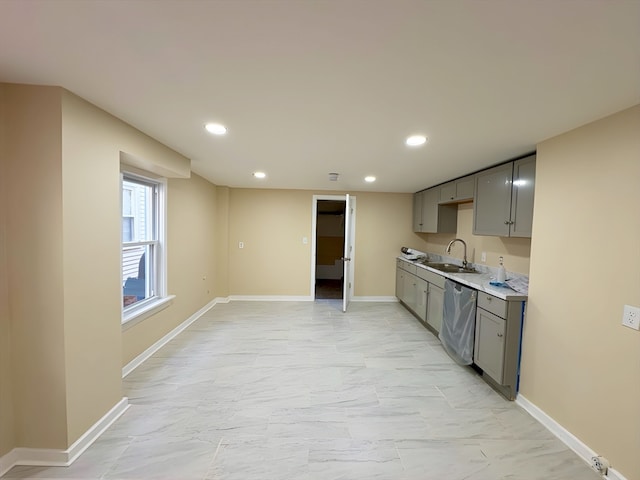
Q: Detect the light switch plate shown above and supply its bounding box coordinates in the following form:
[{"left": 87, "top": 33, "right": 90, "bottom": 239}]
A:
[{"left": 622, "top": 305, "right": 640, "bottom": 330}]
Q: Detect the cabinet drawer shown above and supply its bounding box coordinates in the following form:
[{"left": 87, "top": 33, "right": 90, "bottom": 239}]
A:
[
  {"left": 477, "top": 293, "right": 508, "bottom": 318},
  {"left": 397, "top": 259, "right": 417, "bottom": 274},
  {"left": 416, "top": 267, "right": 445, "bottom": 288}
]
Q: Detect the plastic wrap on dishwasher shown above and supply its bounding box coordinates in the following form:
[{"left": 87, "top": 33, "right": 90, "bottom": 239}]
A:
[{"left": 439, "top": 279, "right": 477, "bottom": 365}]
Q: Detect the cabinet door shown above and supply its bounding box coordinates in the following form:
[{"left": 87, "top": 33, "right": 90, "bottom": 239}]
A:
[
  {"left": 510, "top": 155, "right": 536, "bottom": 238},
  {"left": 395, "top": 267, "right": 404, "bottom": 300},
  {"left": 421, "top": 188, "right": 439, "bottom": 232},
  {"left": 473, "top": 163, "right": 513, "bottom": 236},
  {"left": 426, "top": 283, "right": 444, "bottom": 333},
  {"left": 403, "top": 273, "right": 418, "bottom": 313},
  {"left": 413, "top": 192, "right": 424, "bottom": 232},
  {"left": 414, "top": 277, "right": 429, "bottom": 322},
  {"left": 474, "top": 308, "right": 506, "bottom": 383},
  {"left": 439, "top": 182, "right": 456, "bottom": 202},
  {"left": 456, "top": 176, "right": 475, "bottom": 201}
]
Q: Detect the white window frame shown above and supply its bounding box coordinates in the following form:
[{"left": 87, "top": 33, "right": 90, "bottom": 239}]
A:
[{"left": 121, "top": 169, "right": 173, "bottom": 328}]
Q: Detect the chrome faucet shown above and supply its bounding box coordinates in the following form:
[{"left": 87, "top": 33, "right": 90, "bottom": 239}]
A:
[{"left": 446, "top": 238, "right": 468, "bottom": 268}]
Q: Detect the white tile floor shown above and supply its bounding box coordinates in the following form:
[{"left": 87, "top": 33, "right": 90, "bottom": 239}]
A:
[{"left": 3, "top": 301, "right": 600, "bottom": 480}]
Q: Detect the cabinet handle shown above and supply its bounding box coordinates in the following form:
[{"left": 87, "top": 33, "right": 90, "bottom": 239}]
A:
[
  {"left": 497, "top": 333, "right": 503, "bottom": 337},
  {"left": 504, "top": 220, "right": 509, "bottom": 225},
  {"left": 486, "top": 296, "right": 492, "bottom": 301}
]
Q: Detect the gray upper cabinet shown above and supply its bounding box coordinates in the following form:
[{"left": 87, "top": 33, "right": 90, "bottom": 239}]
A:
[
  {"left": 509, "top": 156, "right": 536, "bottom": 237},
  {"left": 412, "top": 191, "right": 424, "bottom": 232},
  {"left": 439, "top": 176, "right": 475, "bottom": 203},
  {"left": 413, "top": 188, "right": 457, "bottom": 233},
  {"left": 473, "top": 155, "right": 536, "bottom": 237}
]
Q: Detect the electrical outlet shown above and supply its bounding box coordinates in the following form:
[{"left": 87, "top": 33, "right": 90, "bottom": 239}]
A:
[
  {"left": 239, "top": 241, "right": 244, "bottom": 249},
  {"left": 481, "top": 252, "right": 486, "bottom": 262},
  {"left": 622, "top": 305, "right": 640, "bottom": 330}
]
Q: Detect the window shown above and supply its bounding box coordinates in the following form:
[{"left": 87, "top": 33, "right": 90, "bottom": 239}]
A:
[{"left": 121, "top": 171, "right": 167, "bottom": 321}]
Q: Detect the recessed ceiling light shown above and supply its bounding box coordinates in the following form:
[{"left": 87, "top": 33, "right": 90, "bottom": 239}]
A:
[
  {"left": 205, "top": 123, "right": 227, "bottom": 135},
  {"left": 406, "top": 135, "right": 427, "bottom": 146},
  {"left": 364, "top": 176, "right": 376, "bottom": 183},
  {"left": 253, "top": 171, "right": 266, "bottom": 179}
]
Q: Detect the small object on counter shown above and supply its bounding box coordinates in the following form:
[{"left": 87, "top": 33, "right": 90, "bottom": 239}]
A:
[
  {"left": 505, "top": 276, "right": 529, "bottom": 295},
  {"left": 497, "top": 256, "right": 506, "bottom": 283},
  {"left": 489, "top": 281, "right": 511, "bottom": 289}
]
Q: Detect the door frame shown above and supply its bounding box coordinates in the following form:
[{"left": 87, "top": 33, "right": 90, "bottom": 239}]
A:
[{"left": 310, "top": 194, "right": 356, "bottom": 300}]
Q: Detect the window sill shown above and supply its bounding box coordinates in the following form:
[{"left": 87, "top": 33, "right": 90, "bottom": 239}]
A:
[{"left": 122, "top": 295, "right": 175, "bottom": 331}]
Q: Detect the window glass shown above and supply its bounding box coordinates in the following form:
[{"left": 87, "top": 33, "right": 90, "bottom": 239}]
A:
[{"left": 122, "top": 175, "right": 161, "bottom": 310}]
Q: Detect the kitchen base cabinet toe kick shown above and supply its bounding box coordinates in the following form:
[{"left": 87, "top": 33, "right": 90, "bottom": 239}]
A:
[{"left": 396, "top": 257, "right": 525, "bottom": 400}]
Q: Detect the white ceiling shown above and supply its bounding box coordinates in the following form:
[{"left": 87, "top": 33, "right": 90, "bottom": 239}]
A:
[{"left": 1, "top": 0, "right": 639, "bottom": 193}]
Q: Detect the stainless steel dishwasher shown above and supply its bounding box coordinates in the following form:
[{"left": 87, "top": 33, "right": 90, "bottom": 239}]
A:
[{"left": 439, "top": 279, "right": 477, "bottom": 365}]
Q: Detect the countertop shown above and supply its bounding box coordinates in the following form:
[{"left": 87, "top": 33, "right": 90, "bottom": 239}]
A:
[{"left": 397, "top": 256, "right": 528, "bottom": 302}]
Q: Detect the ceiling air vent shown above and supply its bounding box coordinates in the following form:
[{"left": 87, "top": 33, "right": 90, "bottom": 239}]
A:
[{"left": 328, "top": 172, "right": 339, "bottom": 181}]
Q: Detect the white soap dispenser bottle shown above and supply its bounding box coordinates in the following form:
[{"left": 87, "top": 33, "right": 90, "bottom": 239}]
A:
[{"left": 497, "top": 256, "right": 506, "bottom": 283}]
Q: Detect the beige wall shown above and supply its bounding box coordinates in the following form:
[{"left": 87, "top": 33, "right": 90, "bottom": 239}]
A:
[
  {"left": 0, "top": 86, "right": 15, "bottom": 457},
  {"left": 122, "top": 174, "right": 218, "bottom": 365},
  {"left": 521, "top": 105, "right": 640, "bottom": 479},
  {"left": 227, "top": 189, "right": 429, "bottom": 297},
  {"left": 215, "top": 186, "right": 230, "bottom": 299},
  {"left": 60, "top": 91, "right": 131, "bottom": 443},
  {"left": 421, "top": 203, "right": 532, "bottom": 275},
  {"left": 1, "top": 84, "right": 207, "bottom": 455},
  {"left": 4, "top": 85, "right": 68, "bottom": 449}
]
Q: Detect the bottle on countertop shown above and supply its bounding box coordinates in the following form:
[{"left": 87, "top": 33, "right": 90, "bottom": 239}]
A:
[{"left": 497, "top": 256, "right": 506, "bottom": 283}]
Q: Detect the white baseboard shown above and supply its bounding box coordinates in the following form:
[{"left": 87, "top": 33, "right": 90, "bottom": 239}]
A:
[
  {"left": 229, "top": 295, "right": 314, "bottom": 302},
  {"left": 351, "top": 296, "right": 398, "bottom": 302},
  {"left": 0, "top": 397, "right": 129, "bottom": 478},
  {"left": 66, "top": 397, "right": 129, "bottom": 464},
  {"left": 123, "top": 296, "right": 223, "bottom": 377},
  {"left": 516, "top": 395, "right": 628, "bottom": 480}
]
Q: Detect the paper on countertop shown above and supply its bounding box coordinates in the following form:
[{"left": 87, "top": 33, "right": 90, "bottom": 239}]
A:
[{"left": 505, "top": 276, "right": 529, "bottom": 295}]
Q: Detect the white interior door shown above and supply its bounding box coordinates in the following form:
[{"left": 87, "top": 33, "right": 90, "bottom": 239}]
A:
[{"left": 342, "top": 195, "right": 356, "bottom": 312}]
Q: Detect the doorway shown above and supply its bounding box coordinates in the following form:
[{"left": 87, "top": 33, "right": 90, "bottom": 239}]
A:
[
  {"left": 314, "top": 199, "right": 346, "bottom": 299},
  {"left": 311, "top": 195, "right": 356, "bottom": 310}
]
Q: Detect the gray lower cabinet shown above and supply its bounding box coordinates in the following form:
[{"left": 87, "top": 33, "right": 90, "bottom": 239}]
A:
[
  {"left": 395, "top": 266, "right": 405, "bottom": 300},
  {"left": 426, "top": 282, "right": 444, "bottom": 333},
  {"left": 473, "top": 155, "right": 536, "bottom": 237},
  {"left": 474, "top": 308, "right": 506, "bottom": 382},
  {"left": 474, "top": 292, "right": 525, "bottom": 400},
  {"left": 395, "top": 260, "right": 430, "bottom": 324},
  {"left": 417, "top": 268, "right": 445, "bottom": 333},
  {"left": 414, "top": 277, "right": 428, "bottom": 323}
]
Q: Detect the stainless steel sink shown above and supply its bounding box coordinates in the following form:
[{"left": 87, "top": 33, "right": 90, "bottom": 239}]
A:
[{"left": 425, "top": 262, "right": 480, "bottom": 274}]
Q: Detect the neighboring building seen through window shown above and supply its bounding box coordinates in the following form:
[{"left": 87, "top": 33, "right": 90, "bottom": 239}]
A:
[{"left": 122, "top": 174, "right": 162, "bottom": 310}]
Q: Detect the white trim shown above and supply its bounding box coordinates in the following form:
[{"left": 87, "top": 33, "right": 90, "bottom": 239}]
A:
[
  {"left": 516, "top": 395, "right": 628, "bottom": 480},
  {"left": 122, "top": 296, "right": 222, "bottom": 377},
  {"left": 66, "top": 398, "right": 129, "bottom": 464},
  {"left": 229, "top": 295, "right": 314, "bottom": 302},
  {"left": 0, "top": 398, "right": 129, "bottom": 478},
  {"left": 311, "top": 194, "right": 355, "bottom": 300},
  {"left": 351, "top": 296, "right": 398, "bottom": 302},
  {"left": 0, "top": 450, "right": 20, "bottom": 478},
  {"left": 122, "top": 295, "right": 175, "bottom": 331}
]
